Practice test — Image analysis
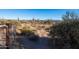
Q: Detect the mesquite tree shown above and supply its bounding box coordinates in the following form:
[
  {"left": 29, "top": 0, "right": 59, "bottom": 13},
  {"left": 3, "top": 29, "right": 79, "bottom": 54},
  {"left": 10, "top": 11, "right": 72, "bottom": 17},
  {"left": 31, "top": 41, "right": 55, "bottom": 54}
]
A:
[{"left": 49, "top": 11, "right": 79, "bottom": 49}]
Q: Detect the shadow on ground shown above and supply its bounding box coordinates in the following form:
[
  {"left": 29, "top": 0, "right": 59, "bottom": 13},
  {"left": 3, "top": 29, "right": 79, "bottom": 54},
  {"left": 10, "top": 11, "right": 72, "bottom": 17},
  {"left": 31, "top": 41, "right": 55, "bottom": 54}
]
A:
[{"left": 16, "top": 33, "right": 50, "bottom": 49}]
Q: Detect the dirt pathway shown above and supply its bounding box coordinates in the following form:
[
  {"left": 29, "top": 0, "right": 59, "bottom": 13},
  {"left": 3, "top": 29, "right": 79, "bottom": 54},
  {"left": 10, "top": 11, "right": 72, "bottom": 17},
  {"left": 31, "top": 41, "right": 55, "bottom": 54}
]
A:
[{"left": 16, "top": 36, "right": 50, "bottom": 49}]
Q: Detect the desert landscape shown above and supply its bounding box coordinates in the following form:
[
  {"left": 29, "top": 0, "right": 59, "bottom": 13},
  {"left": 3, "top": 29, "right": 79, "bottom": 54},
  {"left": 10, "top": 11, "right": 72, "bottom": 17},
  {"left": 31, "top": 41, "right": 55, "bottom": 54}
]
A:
[
  {"left": 0, "top": 9, "right": 79, "bottom": 49},
  {"left": 0, "top": 19, "right": 57, "bottom": 49}
]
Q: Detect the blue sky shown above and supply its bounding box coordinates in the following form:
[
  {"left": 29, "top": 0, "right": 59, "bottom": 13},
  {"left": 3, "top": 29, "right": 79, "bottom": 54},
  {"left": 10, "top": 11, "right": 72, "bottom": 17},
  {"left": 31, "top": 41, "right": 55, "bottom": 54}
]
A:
[{"left": 0, "top": 9, "right": 79, "bottom": 20}]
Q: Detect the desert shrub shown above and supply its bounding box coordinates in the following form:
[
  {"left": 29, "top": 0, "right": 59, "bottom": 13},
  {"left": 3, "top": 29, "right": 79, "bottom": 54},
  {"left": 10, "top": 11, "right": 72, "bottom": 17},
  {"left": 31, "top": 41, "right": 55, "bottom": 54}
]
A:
[
  {"left": 49, "top": 20, "right": 79, "bottom": 48},
  {"left": 20, "top": 27, "right": 33, "bottom": 36},
  {"left": 20, "top": 27, "right": 39, "bottom": 42},
  {"left": 43, "top": 20, "right": 53, "bottom": 24},
  {"left": 45, "top": 28, "right": 50, "bottom": 32}
]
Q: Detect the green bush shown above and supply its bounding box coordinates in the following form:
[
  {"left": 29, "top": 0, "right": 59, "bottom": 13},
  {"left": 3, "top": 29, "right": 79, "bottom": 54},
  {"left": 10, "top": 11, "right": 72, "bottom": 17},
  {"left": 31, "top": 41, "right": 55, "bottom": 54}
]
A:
[
  {"left": 20, "top": 27, "right": 34, "bottom": 36},
  {"left": 49, "top": 20, "right": 79, "bottom": 48},
  {"left": 20, "top": 27, "right": 39, "bottom": 42}
]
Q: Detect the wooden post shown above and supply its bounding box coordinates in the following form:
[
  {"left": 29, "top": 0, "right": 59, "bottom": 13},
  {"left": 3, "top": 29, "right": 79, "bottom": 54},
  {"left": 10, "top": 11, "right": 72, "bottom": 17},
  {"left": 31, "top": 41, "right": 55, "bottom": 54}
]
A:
[{"left": 6, "top": 24, "right": 10, "bottom": 49}]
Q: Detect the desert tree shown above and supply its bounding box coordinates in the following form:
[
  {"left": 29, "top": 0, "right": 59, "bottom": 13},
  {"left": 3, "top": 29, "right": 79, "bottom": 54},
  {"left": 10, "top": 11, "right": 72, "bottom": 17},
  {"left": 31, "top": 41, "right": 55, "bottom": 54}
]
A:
[
  {"left": 48, "top": 11, "right": 79, "bottom": 49},
  {"left": 62, "top": 11, "right": 79, "bottom": 21}
]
